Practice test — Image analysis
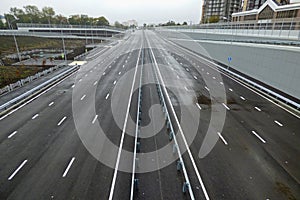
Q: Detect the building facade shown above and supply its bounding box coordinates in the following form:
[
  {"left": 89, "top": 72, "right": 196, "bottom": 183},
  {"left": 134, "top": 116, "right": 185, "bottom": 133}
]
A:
[
  {"left": 201, "top": 0, "right": 242, "bottom": 23},
  {"left": 242, "top": 0, "right": 289, "bottom": 11},
  {"left": 232, "top": 0, "right": 300, "bottom": 21}
]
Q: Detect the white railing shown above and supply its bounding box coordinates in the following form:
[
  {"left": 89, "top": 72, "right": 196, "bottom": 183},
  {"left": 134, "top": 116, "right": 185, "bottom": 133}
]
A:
[{"left": 160, "top": 18, "right": 300, "bottom": 40}]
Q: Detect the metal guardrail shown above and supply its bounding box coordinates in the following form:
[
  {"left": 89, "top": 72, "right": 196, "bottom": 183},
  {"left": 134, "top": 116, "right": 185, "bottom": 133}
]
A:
[
  {"left": 219, "top": 66, "right": 300, "bottom": 109},
  {"left": 159, "top": 18, "right": 300, "bottom": 40},
  {"left": 0, "top": 65, "right": 64, "bottom": 95},
  {"left": 163, "top": 18, "right": 300, "bottom": 30},
  {"left": 0, "top": 30, "right": 115, "bottom": 40},
  {"left": 0, "top": 65, "right": 78, "bottom": 111},
  {"left": 17, "top": 23, "right": 125, "bottom": 32}
]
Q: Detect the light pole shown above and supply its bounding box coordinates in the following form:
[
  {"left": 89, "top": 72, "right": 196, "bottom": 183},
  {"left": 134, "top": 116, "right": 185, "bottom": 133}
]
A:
[
  {"left": 60, "top": 20, "right": 67, "bottom": 65},
  {"left": 6, "top": 15, "right": 21, "bottom": 62}
]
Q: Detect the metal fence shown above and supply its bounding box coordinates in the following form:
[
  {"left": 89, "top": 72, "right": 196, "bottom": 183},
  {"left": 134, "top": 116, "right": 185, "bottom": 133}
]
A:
[
  {"left": 17, "top": 23, "right": 125, "bottom": 32},
  {"left": 161, "top": 18, "right": 300, "bottom": 39}
]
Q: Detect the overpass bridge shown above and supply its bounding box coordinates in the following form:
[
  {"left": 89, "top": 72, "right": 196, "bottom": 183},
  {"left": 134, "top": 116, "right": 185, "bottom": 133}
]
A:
[{"left": 0, "top": 23, "right": 125, "bottom": 41}]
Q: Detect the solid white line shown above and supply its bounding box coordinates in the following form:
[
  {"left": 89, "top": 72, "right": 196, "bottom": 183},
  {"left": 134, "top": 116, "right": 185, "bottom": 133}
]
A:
[
  {"left": 194, "top": 76, "right": 198, "bottom": 80},
  {"left": 251, "top": 131, "right": 266, "bottom": 143},
  {"left": 48, "top": 102, "right": 54, "bottom": 106},
  {"left": 113, "top": 80, "right": 117, "bottom": 85},
  {"left": 92, "top": 115, "right": 98, "bottom": 124},
  {"left": 57, "top": 116, "right": 67, "bottom": 126},
  {"left": 217, "top": 132, "right": 228, "bottom": 145},
  {"left": 105, "top": 93, "right": 110, "bottom": 100},
  {"left": 150, "top": 46, "right": 208, "bottom": 200},
  {"left": 80, "top": 95, "right": 86, "bottom": 101},
  {"left": 32, "top": 114, "right": 39, "bottom": 119},
  {"left": 8, "top": 131, "right": 17, "bottom": 139},
  {"left": 255, "top": 106, "right": 262, "bottom": 111},
  {"left": 196, "top": 103, "right": 202, "bottom": 110},
  {"left": 274, "top": 120, "right": 283, "bottom": 127},
  {"left": 109, "top": 45, "right": 142, "bottom": 200},
  {"left": 222, "top": 103, "right": 230, "bottom": 110},
  {"left": 94, "top": 81, "right": 98, "bottom": 86},
  {"left": 62, "top": 157, "right": 75, "bottom": 178},
  {"left": 229, "top": 88, "right": 233, "bottom": 92},
  {"left": 205, "top": 86, "right": 210, "bottom": 91},
  {"left": 240, "top": 96, "right": 246, "bottom": 101},
  {"left": 8, "top": 160, "right": 27, "bottom": 180}
]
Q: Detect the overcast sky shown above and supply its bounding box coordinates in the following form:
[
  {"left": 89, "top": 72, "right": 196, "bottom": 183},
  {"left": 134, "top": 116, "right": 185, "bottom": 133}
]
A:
[{"left": 0, "top": 0, "right": 202, "bottom": 25}]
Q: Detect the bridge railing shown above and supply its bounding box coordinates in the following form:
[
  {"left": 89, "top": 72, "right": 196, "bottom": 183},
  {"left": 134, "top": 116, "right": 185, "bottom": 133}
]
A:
[
  {"left": 16, "top": 23, "right": 124, "bottom": 32},
  {"left": 159, "top": 18, "right": 300, "bottom": 39}
]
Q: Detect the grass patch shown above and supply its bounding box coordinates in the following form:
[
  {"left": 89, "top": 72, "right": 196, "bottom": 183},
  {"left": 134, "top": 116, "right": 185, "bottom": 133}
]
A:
[
  {"left": 0, "top": 66, "right": 45, "bottom": 88},
  {"left": 0, "top": 36, "right": 93, "bottom": 56}
]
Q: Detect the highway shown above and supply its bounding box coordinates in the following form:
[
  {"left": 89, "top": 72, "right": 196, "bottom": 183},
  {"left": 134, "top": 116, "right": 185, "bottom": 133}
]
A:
[{"left": 0, "top": 30, "right": 299, "bottom": 200}]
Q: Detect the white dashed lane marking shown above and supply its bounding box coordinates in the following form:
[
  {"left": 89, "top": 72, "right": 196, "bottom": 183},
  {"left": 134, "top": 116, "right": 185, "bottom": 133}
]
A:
[
  {"left": 274, "top": 120, "right": 283, "bottom": 127},
  {"left": 62, "top": 157, "right": 75, "bottom": 178},
  {"left": 32, "top": 114, "right": 39, "bottom": 120},
  {"left": 8, "top": 131, "right": 18, "bottom": 139},
  {"left": 251, "top": 131, "right": 266, "bottom": 143},
  {"left": 222, "top": 103, "right": 230, "bottom": 110},
  {"left": 8, "top": 160, "right": 28, "bottom": 180},
  {"left": 217, "top": 132, "right": 228, "bottom": 145},
  {"left": 255, "top": 107, "right": 261, "bottom": 112},
  {"left": 57, "top": 116, "right": 67, "bottom": 126},
  {"left": 80, "top": 95, "right": 86, "bottom": 101}
]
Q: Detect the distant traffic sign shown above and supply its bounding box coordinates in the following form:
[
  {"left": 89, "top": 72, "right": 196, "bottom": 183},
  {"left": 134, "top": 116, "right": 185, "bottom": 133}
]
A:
[{"left": 228, "top": 56, "right": 232, "bottom": 62}]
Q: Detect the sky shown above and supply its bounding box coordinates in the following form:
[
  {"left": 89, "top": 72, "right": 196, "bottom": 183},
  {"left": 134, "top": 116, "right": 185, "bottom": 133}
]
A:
[{"left": 0, "top": 0, "right": 202, "bottom": 25}]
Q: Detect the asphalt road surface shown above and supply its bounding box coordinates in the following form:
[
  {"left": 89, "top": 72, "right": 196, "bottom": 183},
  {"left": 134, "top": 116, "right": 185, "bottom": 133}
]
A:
[{"left": 0, "top": 30, "right": 299, "bottom": 200}]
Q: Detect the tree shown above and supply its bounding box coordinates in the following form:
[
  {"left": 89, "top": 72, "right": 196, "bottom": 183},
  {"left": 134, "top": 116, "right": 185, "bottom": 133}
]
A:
[
  {"left": 0, "top": 20, "right": 5, "bottom": 29},
  {"left": 208, "top": 16, "right": 219, "bottom": 23},
  {"left": 4, "top": 14, "right": 17, "bottom": 29},
  {"left": 114, "top": 21, "right": 121, "bottom": 28},
  {"left": 41, "top": 7, "right": 55, "bottom": 24},
  {"left": 183, "top": 21, "right": 188, "bottom": 25},
  {"left": 55, "top": 14, "right": 68, "bottom": 24},
  {"left": 23, "top": 5, "right": 41, "bottom": 23},
  {"left": 95, "top": 16, "right": 109, "bottom": 26}
]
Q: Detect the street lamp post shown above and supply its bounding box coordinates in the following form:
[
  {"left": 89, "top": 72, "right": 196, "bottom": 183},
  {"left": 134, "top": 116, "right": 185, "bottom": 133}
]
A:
[
  {"left": 6, "top": 16, "right": 21, "bottom": 62},
  {"left": 60, "top": 21, "right": 67, "bottom": 65}
]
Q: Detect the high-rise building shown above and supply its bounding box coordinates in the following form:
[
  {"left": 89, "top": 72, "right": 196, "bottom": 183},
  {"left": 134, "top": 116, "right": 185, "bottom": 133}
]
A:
[{"left": 201, "top": 0, "right": 242, "bottom": 23}]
